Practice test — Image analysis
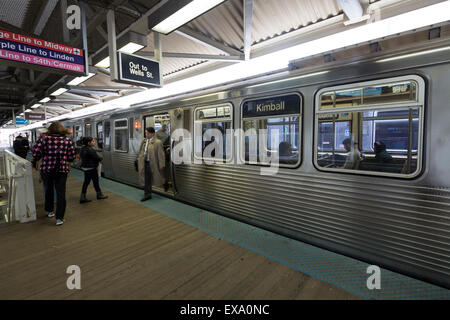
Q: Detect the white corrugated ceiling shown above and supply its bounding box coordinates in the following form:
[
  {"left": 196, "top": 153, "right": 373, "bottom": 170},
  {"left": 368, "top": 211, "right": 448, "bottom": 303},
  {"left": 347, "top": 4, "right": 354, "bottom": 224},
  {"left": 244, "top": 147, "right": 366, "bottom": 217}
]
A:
[{"left": 0, "top": 0, "right": 31, "bottom": 29}]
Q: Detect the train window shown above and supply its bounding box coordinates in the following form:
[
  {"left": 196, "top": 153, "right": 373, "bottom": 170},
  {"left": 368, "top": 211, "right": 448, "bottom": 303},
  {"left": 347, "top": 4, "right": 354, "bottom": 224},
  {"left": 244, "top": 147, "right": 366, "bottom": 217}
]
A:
[
  {"left": 104, "top": 121, "right": 111, "bottom": 151},
  {"left": 114, "top": 119, "right": 129, "bottom": 152},
  {"left": 194, "top": 103, "right": 233, "bottom": 161},
  {"left": 241, "top": 94, "right": 302, "bottom": 167},
  {"left": 321, "top": 81, "right": 418, "bottom": 109},
  {"left": 85, "top": 123, "right": 92, "bottom": 137},
  {"left": 315, "top": 75, "right": 424, "bottom": 177},
  {"left": 96, "top": 122, "right": 103, "bottom": 149},
  {"left": 129, "top": 117, "right": 134, "bottom": 139}
]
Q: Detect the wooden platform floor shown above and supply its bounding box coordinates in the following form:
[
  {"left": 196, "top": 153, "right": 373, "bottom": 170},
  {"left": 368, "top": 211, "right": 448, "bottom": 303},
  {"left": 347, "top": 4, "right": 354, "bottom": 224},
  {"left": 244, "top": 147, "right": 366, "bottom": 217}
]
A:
[{"left": 0, "top": 172, "right": 360, "bottom": 300}]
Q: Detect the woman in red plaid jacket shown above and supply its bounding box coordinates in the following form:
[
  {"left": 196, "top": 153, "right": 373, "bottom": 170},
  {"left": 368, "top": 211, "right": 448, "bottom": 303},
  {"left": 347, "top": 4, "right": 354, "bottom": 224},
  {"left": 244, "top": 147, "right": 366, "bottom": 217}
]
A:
[{"left": 32, "top": 121, "right": 75, "bottom": 226}]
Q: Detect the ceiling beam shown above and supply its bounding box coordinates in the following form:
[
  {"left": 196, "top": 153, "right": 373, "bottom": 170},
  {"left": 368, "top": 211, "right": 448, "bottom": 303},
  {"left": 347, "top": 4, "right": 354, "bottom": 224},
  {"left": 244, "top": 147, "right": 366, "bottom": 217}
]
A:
[
  {"left": 32, "top": 0, "right": 59, "bottom": 36},
  {"left": 138, "top": 51, "right": 243, "bottom": 62},
  {"left": 243, "top": 0, "right": 254, "bottom": 61},
  {"left": 67, "top": 85, "right": 144, "bottom": 91},
  {"left": 61, "top": 92, "right": 101, "bottom": 103},
  {"left": 175, "top": 26, "right": 243, "bottom": 56},
  {"left": 68, "top": 89, "right": 121, "bottom": 96},
  {"left": 96, "top": 25, "right": 109, "bottom": 42}
]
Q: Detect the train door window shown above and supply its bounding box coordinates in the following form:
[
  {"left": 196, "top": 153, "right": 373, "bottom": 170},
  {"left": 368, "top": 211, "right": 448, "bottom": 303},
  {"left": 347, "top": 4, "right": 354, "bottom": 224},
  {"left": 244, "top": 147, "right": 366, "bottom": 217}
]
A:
[
  {"left": 194, "top": 103, "right": 233, "bottom": 162},
  {"left": 114, "top": 119, "right": 129, "bottom": 152},
  {"left": 104, "top": 121, "right": 111, "bottom": 151},
  {"left": 129, "top": 117, "right": 134, "bottom": 139},
  {"left": 241, "top": 94, "right": 301, "bottom": 167},
  {"left": 85, "top": 123, "right": 92, "bottom": 137},
  {"left": 96, "top": 122, "right": 103, "bottom": 149},
  {"left": 74, "top": 125, "right": 82, "bottom": 142},
  {"left": 314, "top": 75, "right": 424, "bottom": 177}
]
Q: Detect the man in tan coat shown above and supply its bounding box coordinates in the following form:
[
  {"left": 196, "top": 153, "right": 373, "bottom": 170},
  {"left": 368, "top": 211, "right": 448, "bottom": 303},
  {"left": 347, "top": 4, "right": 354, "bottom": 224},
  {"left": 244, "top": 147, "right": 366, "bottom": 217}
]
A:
[{"left": 136, "top": 127, "right": 165, "bottom": 201}]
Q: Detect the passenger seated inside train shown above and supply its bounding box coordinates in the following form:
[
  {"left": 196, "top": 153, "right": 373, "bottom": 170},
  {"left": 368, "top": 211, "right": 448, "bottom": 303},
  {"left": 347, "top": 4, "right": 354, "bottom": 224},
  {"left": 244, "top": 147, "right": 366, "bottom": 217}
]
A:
[
  {"left": 341, "top": 138, "right": 361, "bottom": 170},
  {"left": 358, "top": 140, "right": 404, "bottom": 173},
  {"left": 278, "top": 141, "right": 298, "bottom": 164},
  {"left": 374, "top": 141, "right": 395, "bottom": 164}
]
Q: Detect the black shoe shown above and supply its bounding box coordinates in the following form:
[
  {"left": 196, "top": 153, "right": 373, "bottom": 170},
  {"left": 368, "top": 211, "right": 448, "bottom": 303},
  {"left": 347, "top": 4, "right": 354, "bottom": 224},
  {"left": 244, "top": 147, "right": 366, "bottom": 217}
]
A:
[
  {"left": 97, "top": 193, "right": 108, "bottom": 200},
  {"left": 164, "top": 183, "right": 169, "bottom": 192},
  {"left": 140, "top": 196, "right": 152, "bottom": 202},
  {"left": 80, "top": 193, "right": 92, "bottom": 204}
]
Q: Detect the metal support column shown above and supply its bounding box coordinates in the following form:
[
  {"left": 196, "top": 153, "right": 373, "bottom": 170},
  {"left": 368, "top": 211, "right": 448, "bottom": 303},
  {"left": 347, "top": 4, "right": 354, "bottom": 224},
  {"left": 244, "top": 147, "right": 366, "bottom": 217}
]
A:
[
  {"left": 80, "top": 0, "right": 89, "bottom": 76},
  {"left": 107, "top": 9, "right": 118, "bottom": 81},
  {"left": 153, "top": 31, "right": 163, "bottom": 85}
]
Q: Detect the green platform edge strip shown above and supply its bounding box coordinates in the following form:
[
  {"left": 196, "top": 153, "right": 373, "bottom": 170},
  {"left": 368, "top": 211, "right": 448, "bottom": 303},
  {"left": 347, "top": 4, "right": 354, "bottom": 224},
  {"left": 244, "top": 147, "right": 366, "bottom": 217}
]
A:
[{"left": 71, "top": 170, "right": 449, "bottom": 300}]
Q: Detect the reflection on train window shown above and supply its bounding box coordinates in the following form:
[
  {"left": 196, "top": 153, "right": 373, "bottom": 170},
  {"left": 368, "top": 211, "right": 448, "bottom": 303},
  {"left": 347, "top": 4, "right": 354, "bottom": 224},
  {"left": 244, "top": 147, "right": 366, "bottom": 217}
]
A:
[
  {"left": 315, "top": 76, "right": 424, "bottom": 177},
  {"left": 96, "top": 122, "right": 103, "bottom": 149},
  {"left": 104, "top": 121, "right": 111, "bottom": 151},
  {"left": 320, "top": 81, "right": 418, "bottom": 109},
  {"left": 241, "top": 94, "right": 301, "bottom": 167},
  {"left": 85, "top": 123, "right": 92, "bottom": 137},
  {"left": 194, "top": 104, "right": 233, "bottom": 161},
  {"left": 114, "top": 119, "right": 129, "bottom": 152}
]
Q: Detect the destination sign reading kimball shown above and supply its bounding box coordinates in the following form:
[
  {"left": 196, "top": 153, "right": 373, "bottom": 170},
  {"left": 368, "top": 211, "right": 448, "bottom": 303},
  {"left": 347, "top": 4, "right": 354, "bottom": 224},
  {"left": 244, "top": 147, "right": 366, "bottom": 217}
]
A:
[
  {"left": 117, "top": 51, "right": 161, "bottom": 87},
  {"left": 0, "top": 29, "right": 84, "bottom": 74}
]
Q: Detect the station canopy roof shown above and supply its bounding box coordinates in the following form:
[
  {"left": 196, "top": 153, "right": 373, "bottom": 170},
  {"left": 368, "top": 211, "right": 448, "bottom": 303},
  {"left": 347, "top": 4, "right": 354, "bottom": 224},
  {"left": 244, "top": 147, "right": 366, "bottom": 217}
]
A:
[{"left": 0, "top": 0, "right": 448, "bottom": 127}]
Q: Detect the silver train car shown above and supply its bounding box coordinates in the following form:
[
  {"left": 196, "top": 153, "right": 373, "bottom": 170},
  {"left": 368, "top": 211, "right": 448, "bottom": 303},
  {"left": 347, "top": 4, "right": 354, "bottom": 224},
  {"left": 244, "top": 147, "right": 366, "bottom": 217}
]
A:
[{"left": 34, "top": 44, "right": 450, "bottom": 289}]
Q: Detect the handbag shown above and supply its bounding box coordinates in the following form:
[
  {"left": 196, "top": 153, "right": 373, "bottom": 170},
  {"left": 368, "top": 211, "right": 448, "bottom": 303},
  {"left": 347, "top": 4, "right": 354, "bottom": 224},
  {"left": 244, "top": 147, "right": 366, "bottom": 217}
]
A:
[{"left": 72, "top": 154, "right": 82, "bottom": 168}]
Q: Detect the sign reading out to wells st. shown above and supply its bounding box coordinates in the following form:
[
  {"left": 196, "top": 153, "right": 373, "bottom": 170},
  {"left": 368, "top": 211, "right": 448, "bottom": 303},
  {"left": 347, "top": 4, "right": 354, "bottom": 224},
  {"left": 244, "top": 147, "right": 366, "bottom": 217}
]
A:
[
  {"left": 242, "top": 94, "right": 301, "bottom": 118},
  {"left": 117, "top": 52, "right": 161, "bottom": 87},
  {"left": 0, "top": 29, "right": 85, "bottom": 74}
]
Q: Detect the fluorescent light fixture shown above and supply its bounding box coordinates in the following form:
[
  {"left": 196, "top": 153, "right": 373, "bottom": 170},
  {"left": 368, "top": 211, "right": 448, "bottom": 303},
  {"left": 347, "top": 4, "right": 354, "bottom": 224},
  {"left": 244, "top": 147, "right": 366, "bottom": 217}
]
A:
[
  {"left": 94, "top": 43, "right": 144, "bottom": 68},
  {"left": 31, "top": 104, "right": 42, "bottom": 109},
  {"left": 376, "top": 46, "right": 450, "bottom": 63},
  {"left": 94, "top": 32, "right": 147, "bottom": 68},
  {"left": 39, "top": 97, "right": 51, "bottom": 103},
  {"left": 67, "top": 73, "right": 95, "bottom": 86},
  {"left": 50, "top": 88, "right": 68, "bottom": 96},
  {"left": 95, "top": 56, "right": 111, "bottom": 69},
  {"left": 119, "top": 42, "right": 145, "bottom": 54},
  {"left": 151, "top": 0, "right": 226, "bottom": 34},
  {"left": 25, "top": 109, "right": 32, "bottom": 112}
]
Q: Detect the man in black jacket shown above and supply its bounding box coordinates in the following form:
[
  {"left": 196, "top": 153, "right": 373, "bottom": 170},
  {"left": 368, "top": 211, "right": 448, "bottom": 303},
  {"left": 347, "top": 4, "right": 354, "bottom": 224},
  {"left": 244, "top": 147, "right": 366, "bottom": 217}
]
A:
[{"left": 79, "top": 137, "right": 108, "bottom": 203}]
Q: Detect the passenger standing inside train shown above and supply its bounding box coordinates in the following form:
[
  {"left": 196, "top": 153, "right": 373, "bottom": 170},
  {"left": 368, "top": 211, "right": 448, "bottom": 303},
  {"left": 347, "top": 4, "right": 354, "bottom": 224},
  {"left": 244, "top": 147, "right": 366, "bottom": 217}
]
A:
[
  {"left": 79, "top": 136, "right": 108, "bottom": 203},
  {"left": 135, "top": 127, "right": 165, "bottom": 201},
  {"left": 32, "top": 121, "right": 75, "bottom": 226},
  {"left": 342, "top": 138, "right": 361, "bottom": 169},
  {"left": 156, "top": 123, "right": 170, "bottom": 192}
]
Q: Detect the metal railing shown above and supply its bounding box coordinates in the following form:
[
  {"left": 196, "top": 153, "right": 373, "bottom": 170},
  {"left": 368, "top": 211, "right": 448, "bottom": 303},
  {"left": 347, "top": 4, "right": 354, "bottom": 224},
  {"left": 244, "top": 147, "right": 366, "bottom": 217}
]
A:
[{"left": 0, "top": 150, "right": 36, "bottom": 223}]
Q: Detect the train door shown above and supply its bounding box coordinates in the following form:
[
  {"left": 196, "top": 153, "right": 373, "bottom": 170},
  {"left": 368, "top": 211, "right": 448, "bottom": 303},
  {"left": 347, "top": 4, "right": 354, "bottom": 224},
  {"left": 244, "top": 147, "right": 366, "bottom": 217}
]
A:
[
  {"left": 143, "top": 112, "right": 174, "bottom": 195},
  {"left": 102, "top": 120, "right": 114, "bottom": 178}
]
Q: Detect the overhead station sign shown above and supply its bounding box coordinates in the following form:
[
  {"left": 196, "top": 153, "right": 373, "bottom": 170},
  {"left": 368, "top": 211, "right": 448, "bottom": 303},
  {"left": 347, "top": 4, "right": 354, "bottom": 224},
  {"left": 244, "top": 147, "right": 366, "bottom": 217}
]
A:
[
  {"left": 0, "top": 29, "right": 85, "bottom": 74},
  {"left": 25, "top": 113, "right": 45, "bottom": 121},
  {"left": 117, "top": 52, "right": 161, "bottom": 87}
]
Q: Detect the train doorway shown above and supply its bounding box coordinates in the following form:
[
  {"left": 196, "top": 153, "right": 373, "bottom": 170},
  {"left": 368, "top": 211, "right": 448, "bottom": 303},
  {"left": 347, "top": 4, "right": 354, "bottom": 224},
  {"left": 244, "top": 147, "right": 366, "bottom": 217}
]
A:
[{"left": 143, "top": 113, "right": 175, "bottom": 196}]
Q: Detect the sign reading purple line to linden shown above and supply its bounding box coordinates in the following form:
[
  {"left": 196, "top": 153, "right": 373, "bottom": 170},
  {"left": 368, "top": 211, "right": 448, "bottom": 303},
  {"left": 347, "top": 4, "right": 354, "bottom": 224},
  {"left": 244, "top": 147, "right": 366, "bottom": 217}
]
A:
[
  {"left": 117, "top": 51, "right": 161, "bottom": 87},
  {"left": 0, "top": 29, "right": 85, "bottom": 74}
]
